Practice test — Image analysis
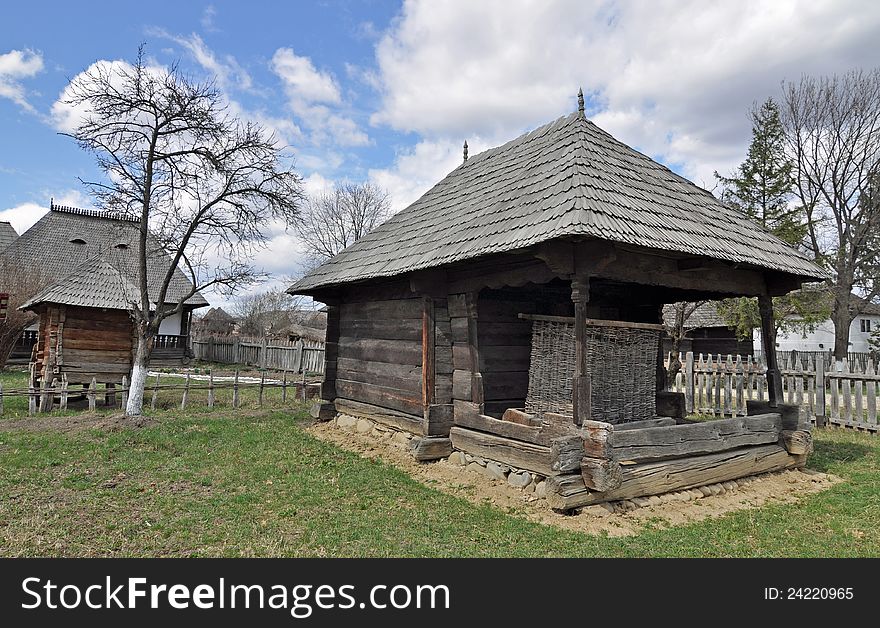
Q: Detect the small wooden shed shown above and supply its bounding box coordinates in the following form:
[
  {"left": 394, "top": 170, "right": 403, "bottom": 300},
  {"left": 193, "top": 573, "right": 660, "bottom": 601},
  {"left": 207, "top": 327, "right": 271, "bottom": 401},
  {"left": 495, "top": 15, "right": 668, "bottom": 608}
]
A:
[
  {"left": 290, "top": 96, "right": 827, "bottom": 509},
  {"left": 12, "top": 205, "right": 208, "bottom": 387}
]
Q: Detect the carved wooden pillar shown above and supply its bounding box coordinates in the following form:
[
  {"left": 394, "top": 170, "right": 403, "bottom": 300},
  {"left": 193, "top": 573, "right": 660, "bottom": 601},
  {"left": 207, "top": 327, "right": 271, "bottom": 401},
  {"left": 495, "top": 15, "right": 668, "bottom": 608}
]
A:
[
  {"left": 571, "top": 277, "right": 591, "bottom": 425},
  {"left": 758, "top": 295, "right": 782, "bottom": 407}
]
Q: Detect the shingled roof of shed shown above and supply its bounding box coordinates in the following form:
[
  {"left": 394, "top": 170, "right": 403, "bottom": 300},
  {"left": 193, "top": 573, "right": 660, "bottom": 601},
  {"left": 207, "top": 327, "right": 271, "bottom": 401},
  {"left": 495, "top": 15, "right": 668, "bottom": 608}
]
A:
[
  {"left": 662, "top": 302, "right": 728, "bottom": 329},
  {"left": 3, "top": 204, "right": 207, "bottom": 308},
  {"left": 291, "top": 110, "right": 826, "bottom": 293},
  {"left": 0, "top": 221, "right": 17, "bottom": 252}
]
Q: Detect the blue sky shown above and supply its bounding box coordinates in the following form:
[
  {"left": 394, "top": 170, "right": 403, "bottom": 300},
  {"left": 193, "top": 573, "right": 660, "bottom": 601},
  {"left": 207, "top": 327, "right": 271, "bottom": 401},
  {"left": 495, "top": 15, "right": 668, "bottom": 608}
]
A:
[{"left": 3, "top": 0, "right": 880, "bottom": 308}]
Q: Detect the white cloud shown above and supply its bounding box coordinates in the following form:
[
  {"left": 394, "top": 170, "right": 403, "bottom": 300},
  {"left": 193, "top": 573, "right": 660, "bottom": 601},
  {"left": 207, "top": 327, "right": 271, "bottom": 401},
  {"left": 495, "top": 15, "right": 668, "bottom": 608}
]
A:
[
  {"left": 50, "top": 59, "right": 167, "bottom": 133},
  {"left": 271, "top": 48, "right": 369, "bottom": 147},
  {"left": 370, "top": 0, "right": 880, "bottom": 189},
  {"left": 148, "top": 29, "right": 252, "bottom": 92},
  {"left": 272, "top": 48, "right": 341, "bottom": 104},
  {"left": 201, "top": 5, "right": 219, "bottom": 33},
  {"left": 0, "top": 189, "right": 92, "bottom": 234},
  {"left": 0, "top": 202, "right": 46, "bottom": 234},
  {"left": 369, "top": 137, "right": 490, "bottom": 212},
  {"left": 0, "top": 49, "right": 44, "bottom": 112}
]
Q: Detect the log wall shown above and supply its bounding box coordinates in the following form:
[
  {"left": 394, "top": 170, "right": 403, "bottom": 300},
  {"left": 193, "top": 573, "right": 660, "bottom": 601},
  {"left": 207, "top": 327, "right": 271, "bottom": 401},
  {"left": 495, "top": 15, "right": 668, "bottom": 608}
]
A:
[
  {"left": 335, "top": 296, "right": 425, "bottom": 417},
  {"left": 34, "top": 305, "right": 134, "bottom": 385}
]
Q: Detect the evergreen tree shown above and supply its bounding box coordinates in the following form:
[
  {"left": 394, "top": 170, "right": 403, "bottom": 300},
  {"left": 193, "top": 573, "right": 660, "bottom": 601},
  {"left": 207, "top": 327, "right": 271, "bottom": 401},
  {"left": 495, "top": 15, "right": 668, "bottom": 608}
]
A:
[{"left": 715, "top": 98, "right": 805, "bottom": 245}]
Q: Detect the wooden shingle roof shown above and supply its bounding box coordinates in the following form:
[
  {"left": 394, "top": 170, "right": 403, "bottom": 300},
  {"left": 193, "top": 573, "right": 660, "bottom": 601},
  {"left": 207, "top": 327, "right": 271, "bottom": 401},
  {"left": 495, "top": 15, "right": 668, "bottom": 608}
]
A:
[
  {"left": 3, "top": 204, "right": 207, "bottom": 308},
  {"left": 291, "top": 110, "right": 827, "bottom": 293},
  {"left": 0, "top": 221, "right": 17, "bottom": 252}
]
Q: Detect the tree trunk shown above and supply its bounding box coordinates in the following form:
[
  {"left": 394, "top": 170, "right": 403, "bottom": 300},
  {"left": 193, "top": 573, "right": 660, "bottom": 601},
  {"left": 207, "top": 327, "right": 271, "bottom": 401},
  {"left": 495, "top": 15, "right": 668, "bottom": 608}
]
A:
[
  {"left": 126, "top": 333, "right": 153, "bottom": 416},
  {"left": 832, "top": 303, "right": 852, "bottom": 361}
]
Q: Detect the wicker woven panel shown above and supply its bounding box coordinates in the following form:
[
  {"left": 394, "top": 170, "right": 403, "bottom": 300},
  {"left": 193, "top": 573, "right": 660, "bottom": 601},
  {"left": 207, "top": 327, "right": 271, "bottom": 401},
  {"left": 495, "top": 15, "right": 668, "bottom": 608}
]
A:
[{"left": 525, "top": 319, "right": 659, "bottom": 424}]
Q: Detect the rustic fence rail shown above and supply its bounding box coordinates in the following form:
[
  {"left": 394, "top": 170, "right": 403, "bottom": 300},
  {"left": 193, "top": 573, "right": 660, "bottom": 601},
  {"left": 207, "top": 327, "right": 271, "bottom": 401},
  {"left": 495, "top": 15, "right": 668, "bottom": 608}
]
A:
[
  {"left": 191, "top": 336, "right": 325, "bottom": 374},
  {"left": 0, "top": 370, "right": 322, "bottom": 416},
  {"left": 666, "top": 351, "right": 879, "bottom": 432}
]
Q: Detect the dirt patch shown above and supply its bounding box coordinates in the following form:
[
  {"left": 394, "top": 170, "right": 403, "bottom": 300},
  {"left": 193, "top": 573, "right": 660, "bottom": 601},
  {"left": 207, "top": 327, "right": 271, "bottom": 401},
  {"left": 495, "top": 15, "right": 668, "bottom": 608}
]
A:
[
  {"left": 0, "top": 412, "right": 158, "bottom": 434},
  {"left": 308, "top": 420, "right": 842, "bottom": 537}
]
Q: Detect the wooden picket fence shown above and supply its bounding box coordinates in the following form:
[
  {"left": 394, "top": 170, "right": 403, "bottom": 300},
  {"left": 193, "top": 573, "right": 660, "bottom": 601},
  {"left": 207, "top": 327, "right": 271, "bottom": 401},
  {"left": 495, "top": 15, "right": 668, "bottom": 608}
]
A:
[
  {"left": 0, "top": 370, "right": 322, "bottom": 416},
  {"left": 191, "top": 336, "right": 325, "bottom": 374},
  {"left": 666, "top": 351, "right": 879, "bottom": 432}
]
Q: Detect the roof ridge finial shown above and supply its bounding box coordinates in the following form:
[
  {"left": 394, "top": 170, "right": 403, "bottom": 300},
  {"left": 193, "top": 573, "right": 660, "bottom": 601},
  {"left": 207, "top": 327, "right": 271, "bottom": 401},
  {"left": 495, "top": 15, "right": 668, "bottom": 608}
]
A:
[
  {"left": 577, "top": 87, "right": 585, "bottom": 115},
  {"left": 463, "top": 140, "right": 468, "bottom": 163},
  {"left": 50, "top": 197, "right": 54, "bottom": 210}
]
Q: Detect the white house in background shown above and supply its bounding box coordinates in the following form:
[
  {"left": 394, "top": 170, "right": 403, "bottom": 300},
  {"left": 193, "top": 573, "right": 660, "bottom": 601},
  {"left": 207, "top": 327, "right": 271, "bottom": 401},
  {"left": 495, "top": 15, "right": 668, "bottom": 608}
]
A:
[{"left": 753, "top": 297, "right": 880, "bottom": 353}]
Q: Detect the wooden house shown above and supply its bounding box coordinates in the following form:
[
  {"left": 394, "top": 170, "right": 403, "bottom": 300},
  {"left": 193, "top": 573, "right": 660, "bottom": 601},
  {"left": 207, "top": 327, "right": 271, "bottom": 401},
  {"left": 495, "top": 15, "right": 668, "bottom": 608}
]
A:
[
  {"left": 0, "top": 221, "right": 17, "bottom": 252},
  {"left": 290, "top": 95, "right": 827, "bottom": 510},
  {"left": 8, "top": 203, "right": 208, "bottom": 386}
]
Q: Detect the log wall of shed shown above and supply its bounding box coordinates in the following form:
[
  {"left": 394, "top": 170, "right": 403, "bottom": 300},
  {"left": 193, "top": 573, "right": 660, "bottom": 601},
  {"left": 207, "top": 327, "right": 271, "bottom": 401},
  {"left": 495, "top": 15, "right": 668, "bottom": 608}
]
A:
[
  {"left": 335, "top": 296, "right": 425, "bottom": 417},
  {"left": 33, "top": 305, "right": 134, "bottom": 385}
]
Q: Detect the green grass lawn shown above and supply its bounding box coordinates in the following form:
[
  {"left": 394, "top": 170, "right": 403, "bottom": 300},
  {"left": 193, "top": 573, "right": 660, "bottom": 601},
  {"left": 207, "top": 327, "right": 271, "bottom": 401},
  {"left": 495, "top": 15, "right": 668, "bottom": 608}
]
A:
[{"left": 1, "top": 368, "right": 878, "bottom": 557}]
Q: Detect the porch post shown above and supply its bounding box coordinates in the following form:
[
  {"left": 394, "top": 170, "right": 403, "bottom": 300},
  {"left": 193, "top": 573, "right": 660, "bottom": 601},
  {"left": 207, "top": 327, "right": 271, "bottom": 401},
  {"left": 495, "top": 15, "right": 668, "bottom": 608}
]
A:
[
  {"left": 758, "top": 295, "right": 783, "bottom": 407},
  {"left": 571, "top": 276, "right": 591, "bottom": 425}
]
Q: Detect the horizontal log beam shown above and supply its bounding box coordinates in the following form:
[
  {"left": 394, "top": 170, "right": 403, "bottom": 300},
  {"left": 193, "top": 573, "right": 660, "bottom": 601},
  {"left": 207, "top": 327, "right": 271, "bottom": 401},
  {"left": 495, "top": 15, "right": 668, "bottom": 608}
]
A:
[
  {"left": 334, "top": 398, "right": 426, "bottom": 436},
  {"left": 450, "top": 426, "right": 554, "bottom": 476},
  {"left": 547, "top": 444, "right": 806, "bottom": 510},
  {"left": 610, "top": 414, "right": 782, "bottom": 463}
]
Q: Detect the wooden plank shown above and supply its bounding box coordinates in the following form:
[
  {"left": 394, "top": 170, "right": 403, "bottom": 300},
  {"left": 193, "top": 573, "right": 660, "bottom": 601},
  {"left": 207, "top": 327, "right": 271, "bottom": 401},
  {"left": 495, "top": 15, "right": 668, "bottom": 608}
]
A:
[
  {"left": 338, "top": 317, "right": 422, "bottom": 341},
  {"left": 336, "top": 358, "right": 422, "bottom": 391},
  {"left": 335, "top": 398, "right": 426, "bottom": 436},
  {"left": 615, "top": 417, "right": 678, "bottom": 431},
  {"left": 518, "top": 313, "right": 665, "bottom": 331},
  {"left": 340, "top": 298, "right": 424, "bottom": 320},
  {"left": 842, "top": 359, "right": 852, "bottom": 422},
  {"left": 335, "top": 379, "right": 423, "bottom": 416},
  {"left": 449, "top": 426, "right": 553, "bottom": 476},
  {"left": 337, "top": 337, "right": 422, "bottom": 365},
  {"left": 546, "top": 444, "right": 806, "bottom": 510},
  {"left": 610, "top": 414, "right": 782, "bottom": 463},
  {"left": 410, "top": 437, "right": 453, "bottom": 461},
  {"left": 422, "top": 297, "right": 435, "bottom": 408},
  {"left": 581, "top": 457, "right": 622, "bottom": 491},
  {"left": 453, "top": 400, "right": 548, "bottom": 445},
  {"left": 867, "top": 360, "right": 877, "bottom": 425}
]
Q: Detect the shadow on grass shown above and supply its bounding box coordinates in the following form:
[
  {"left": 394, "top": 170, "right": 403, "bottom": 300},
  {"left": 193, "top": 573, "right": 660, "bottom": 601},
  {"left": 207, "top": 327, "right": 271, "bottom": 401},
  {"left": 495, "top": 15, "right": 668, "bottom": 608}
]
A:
[{"left": 809, "top": 439, "right": 873, "bottom": 472}]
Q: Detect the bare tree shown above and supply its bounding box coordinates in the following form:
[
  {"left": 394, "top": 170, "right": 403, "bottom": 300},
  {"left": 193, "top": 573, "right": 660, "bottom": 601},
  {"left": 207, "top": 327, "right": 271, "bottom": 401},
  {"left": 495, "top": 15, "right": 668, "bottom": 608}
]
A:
[
  {"left": 232, "top": 289, "right": 303, "bottom": 338},
  {"left": 63, "top": 47, "right": 303, "bottom": 415},
  {"left": 781, "top": 68, "right": 880, "bottom": 359},
  {"left": 294, "top": 182, "right": 390, "bottom": 270},
  {"left": 663, "top": 301, "right": 705, "bottom": 381},
  {"left": 0, "top": 256, "right": 45, "bottom": 368}
]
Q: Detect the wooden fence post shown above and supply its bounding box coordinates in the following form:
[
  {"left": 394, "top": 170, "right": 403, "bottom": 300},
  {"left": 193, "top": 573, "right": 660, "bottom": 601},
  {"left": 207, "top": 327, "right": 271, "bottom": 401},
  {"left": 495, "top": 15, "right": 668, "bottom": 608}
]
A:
[
  {"left": 88, "top": 377, "right": 96, "bottom": 412},
  {"left": 258, "top": 371, "right": 265, "bottom": 407},
  {"left": 294, "top": 339, "right": 304, "bottom": 373},
  {"left": 842, "top": 359, "right": 852, "bottom": 423},
  {"left": 281, "top": 370, "right": 287, "bottom": 403},
  {"left": 208, "top": 372, "right": 215, "bottom": 409},
  {"left": 233, "top": 370, "right": 240, "bottom": 409},
  {"left": 0, "top": 380, "right": 4, "bottom": 416},
  {"left": 121, "top": 375, "right": 128, "bottom": 411},
  {"left": 867, "top": 359, "right": 877, "bottom": 427},
  {"left": 105, "top": 382, "right": 116, "bottom": 407},
  {"left": 181, "top": 372, "right": 190, "bottom": 410},
  {"left": 301, "top": 369, "right": 307, "bottom": 401},
  {"left": 684, "top": 351, "right": 694, "bottom": 414},
  {"left": 60, "top": 374, "right": 68, "bottom": 411},
  {"left": 735, "top": 354, "right": 744, "bottom": 416}
]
